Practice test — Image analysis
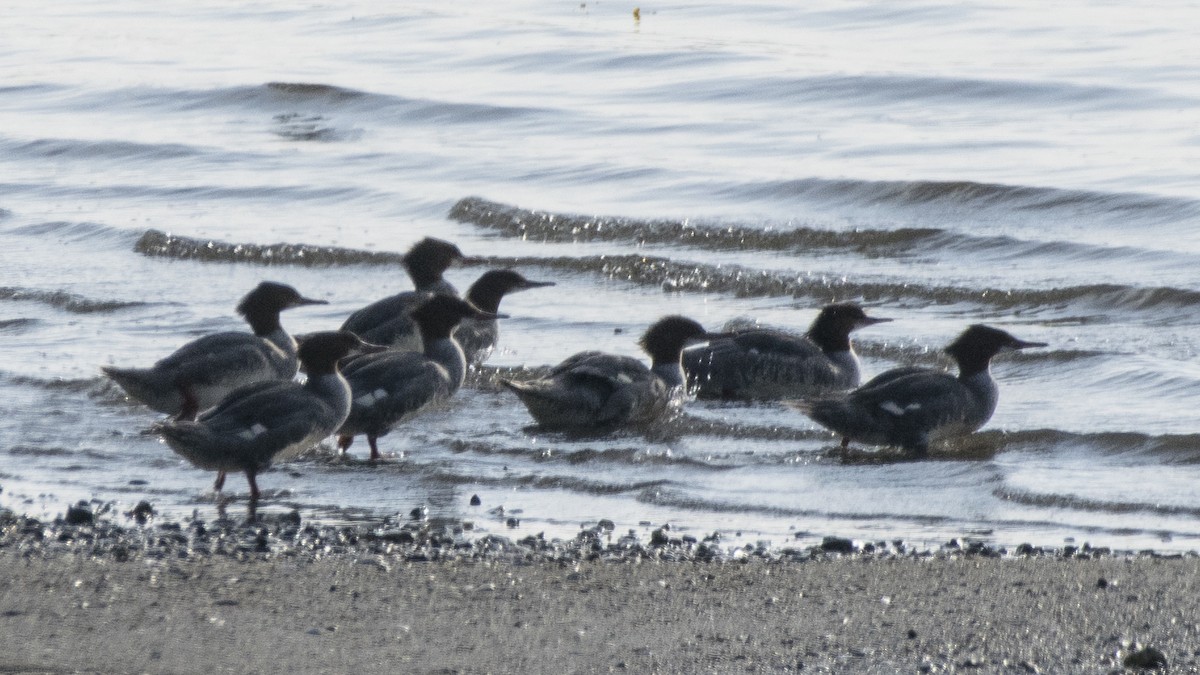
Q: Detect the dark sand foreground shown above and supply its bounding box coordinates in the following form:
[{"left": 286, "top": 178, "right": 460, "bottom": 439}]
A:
[{"left": 0, "top": 507, "right": 1195, "bottom": 673}]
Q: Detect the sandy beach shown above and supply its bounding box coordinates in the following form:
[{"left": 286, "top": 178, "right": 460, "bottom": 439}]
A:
[{"left": 0, "top": 507, "right": 1194, "bottom": 674}]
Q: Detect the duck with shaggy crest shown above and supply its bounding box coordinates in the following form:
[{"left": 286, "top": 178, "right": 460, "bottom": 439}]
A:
[
  {"left": 340, "top": 237, "right": 464, "bottom": 350},
  {"left": 103, "top": 281, "right": 326, "bottom": 420},
  {"left": 454, "top": 269, "right": 554, "bottom": 365},
  {"left": 683, "top": 303, "right": 891, "bottom": 400},
  {"left": 791, "top": 324, "right": 1046, "bottom": 455},
  {"left": 337, "top": 295, "right": 503, "bottom": 460},
  {"left": 502, "top": 316, "right": 726, "bottom": 428}
]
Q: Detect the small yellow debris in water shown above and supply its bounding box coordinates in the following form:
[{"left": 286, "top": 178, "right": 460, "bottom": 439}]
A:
[{"left": 633, "top": 7, "right": 641, "bottom": 21}]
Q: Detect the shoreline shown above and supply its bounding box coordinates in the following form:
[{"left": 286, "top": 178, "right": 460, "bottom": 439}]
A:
[{"left": 0, "top": 506, "right": 1195, "bottom": 672}]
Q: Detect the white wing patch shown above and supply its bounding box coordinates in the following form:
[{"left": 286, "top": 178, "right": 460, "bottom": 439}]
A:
[
  {"left": 355, "top": 388, "right": 388, "bottom": 407},
  {"left": 237, "top": 423, "right": 269, "bottom": 440},
  {"left": 880, "top": 401, "right": 921, "bottom": 416},
  {"left": 616, "top": 374, "right": 634, "bottom": 384}
]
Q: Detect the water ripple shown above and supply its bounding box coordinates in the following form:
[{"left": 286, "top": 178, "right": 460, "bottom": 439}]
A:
[
  {"left": 133, "top": 229, "right": 1200, "bottom": 319},
  {"left": 0, "top": 287, "right": 147, "bottom": 314}
]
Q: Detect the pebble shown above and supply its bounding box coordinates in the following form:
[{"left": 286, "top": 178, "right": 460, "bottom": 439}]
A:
[
  {"left": 126, "top": 501, "right": 155, "bottom": 525},
  {"left": 0, "top": 504, "right": 1187, "bottom": 577},
  {"left": 64, "top": 502, "right": 94, "bottom": 526},
  {"left": 650, "top": 528, "right": 669, "bottom": 547},
  {"left": 820, "top": 536, "right": 855, "bottom": 554},
  {"left": 1123, "top": 646, "right": 1167, "bottom": 670}
]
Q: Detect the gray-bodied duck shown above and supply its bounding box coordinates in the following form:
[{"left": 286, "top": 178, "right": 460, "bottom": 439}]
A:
[
  {"left": 340, "top": 237, "right": 464, "bottom": 350},
  {"left": 337, "top": 295, "right": 501, "bottom": 459},
  {"left": 156, "top": 331, "right": 384, "bottom": 502},
  {"left": 502, "top": 316, "right": 724, "bottom": 428},
  {"left": 683, "top": 303, "right": 890, "bottom": 400},
  {"left": 103, "top": 281, "right": 326, "bottom": 420},
  {"left": 791, "top": 324, "right": 1045, "bottom": 455}
]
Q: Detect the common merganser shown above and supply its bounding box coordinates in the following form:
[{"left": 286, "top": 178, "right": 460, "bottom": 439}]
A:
[
  {"left": 337, "top": 295, "right": 501, "bottom": 460},
  {"left": 340, "top": 237, "right": 464, "bottom": 350},
  {"left": 791, "top": 324, "right": 1046, "bottom": 455},
  {"left": 103, "top": 281, "right": 326, "bottom": 420},
  {"left": 155, "top": 331, "right": 385, "bottom": 502},
  {"left": 683, "top": 303, "right": 891, "bottom": 400},
  {"left": 501, "top": 316, "right": 724, "bottom": 428},
  {"left": 455, "top": 269, "right": 554, "bottom": 365}
]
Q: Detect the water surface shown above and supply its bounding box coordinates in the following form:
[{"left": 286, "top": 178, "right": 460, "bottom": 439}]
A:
[{"left": 2, "top": 0, "right": 1199, "bottom": 552}]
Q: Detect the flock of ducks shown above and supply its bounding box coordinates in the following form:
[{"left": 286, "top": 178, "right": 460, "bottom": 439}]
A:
[{"left": 104, "top": 237, "right": 1046, "bottom": 503}]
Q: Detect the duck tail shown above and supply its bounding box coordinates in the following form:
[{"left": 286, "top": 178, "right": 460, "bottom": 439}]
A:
[
  {"left": 102, "top": 366, "right": 174, "bottom": 410},
  {"left": 785, "top": 397, "right": 851, "bottom": 431}
]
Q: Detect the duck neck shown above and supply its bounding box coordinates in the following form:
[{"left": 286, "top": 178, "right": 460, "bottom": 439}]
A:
[
  {"left": 805, "top": 322, "right": 852, "bottom": 354},
  {"left": 244, "top": 310, "right": 283, "bottom": 338},
  {"left": 955, "top": 354, "right": 995, "bottom": 379},
  {"left": 260, "top": 328, "right": 299, "bottom": 374},
  {"left": 407, "top": 261, "right": 452, "bottom": 293},
  {"left": 425, "top": 336, "right": 468, "bottom": 392},
  {"left": 651, "top": 359, "right": 686, "bottom": 388},
  {"left": 825, "top": 349, "right": 861, "bottom": 382},
  {"left": 958, "top": 368, "right": 999, "bottom": 421},
  {"left": 304, "top": 368, "right": 352, "bottom": 415},
  {"left": 466, "top": 284, "right": 504, "bottom": 314}
]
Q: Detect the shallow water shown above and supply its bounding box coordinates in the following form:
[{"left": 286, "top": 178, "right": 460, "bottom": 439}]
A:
[{"left": 2, "top": 0, "right": 1200, "bottom": 552}]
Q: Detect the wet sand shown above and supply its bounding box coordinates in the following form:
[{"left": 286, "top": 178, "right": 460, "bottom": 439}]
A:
[{"left": 0, "top": 507, "right": 1195, "bottom": 673}]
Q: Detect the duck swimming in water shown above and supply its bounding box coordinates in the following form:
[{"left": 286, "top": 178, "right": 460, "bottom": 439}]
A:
[
  {"left": 502, "top": 316, "right": 724, "bottom": 428},
  {"left": 791, "top": 324, "right": 1046, "bottom": 455},
  {"left": 683, "top": 303, "right": 891, "bottom": 400},
  {"left": 454, "top": 269, "right": 554, "bottom": 365},
  {"left": 103, "top": 281, "right": 326, "bottom": 420}
]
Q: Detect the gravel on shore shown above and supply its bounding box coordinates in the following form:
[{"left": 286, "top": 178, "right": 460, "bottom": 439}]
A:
[{"left": 0, "top": 503, "right": 1195, "bottom": 673}]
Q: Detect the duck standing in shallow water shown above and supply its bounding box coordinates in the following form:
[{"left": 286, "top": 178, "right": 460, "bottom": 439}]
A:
[
  {"left": 791, "top": 324, "right": 1046, "bottom": 455},
  {"left": 502, "top": 316, "right": 725, "bottom": 428},
  {"left": 337, "top": 295, "right": 502, "bottom": 460},
  {"left": 340, "top": 237, "right": 464, "bottom": 350},
  {"left": 683, "top": 303, "right": 891, "bottom": 400},
  {"left": 454, "top": 269, "right": 554, "bottom": 365},
  {"left": 155, "top": 331, "right": 384, "bottom": 502},
  {"left": 103, "top": 281, "right": 326, "bottom": 420}
]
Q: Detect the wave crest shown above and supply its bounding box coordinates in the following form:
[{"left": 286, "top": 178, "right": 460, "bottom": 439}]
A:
[
  {"left": 0, "top": 287, "right": 146, "bottom": 314},
  {"left": 449, "top": 195, "right": 941, "bottom": 255},
  {"left": 134, "top": 229, "right": 404, "bottom": 267}
]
